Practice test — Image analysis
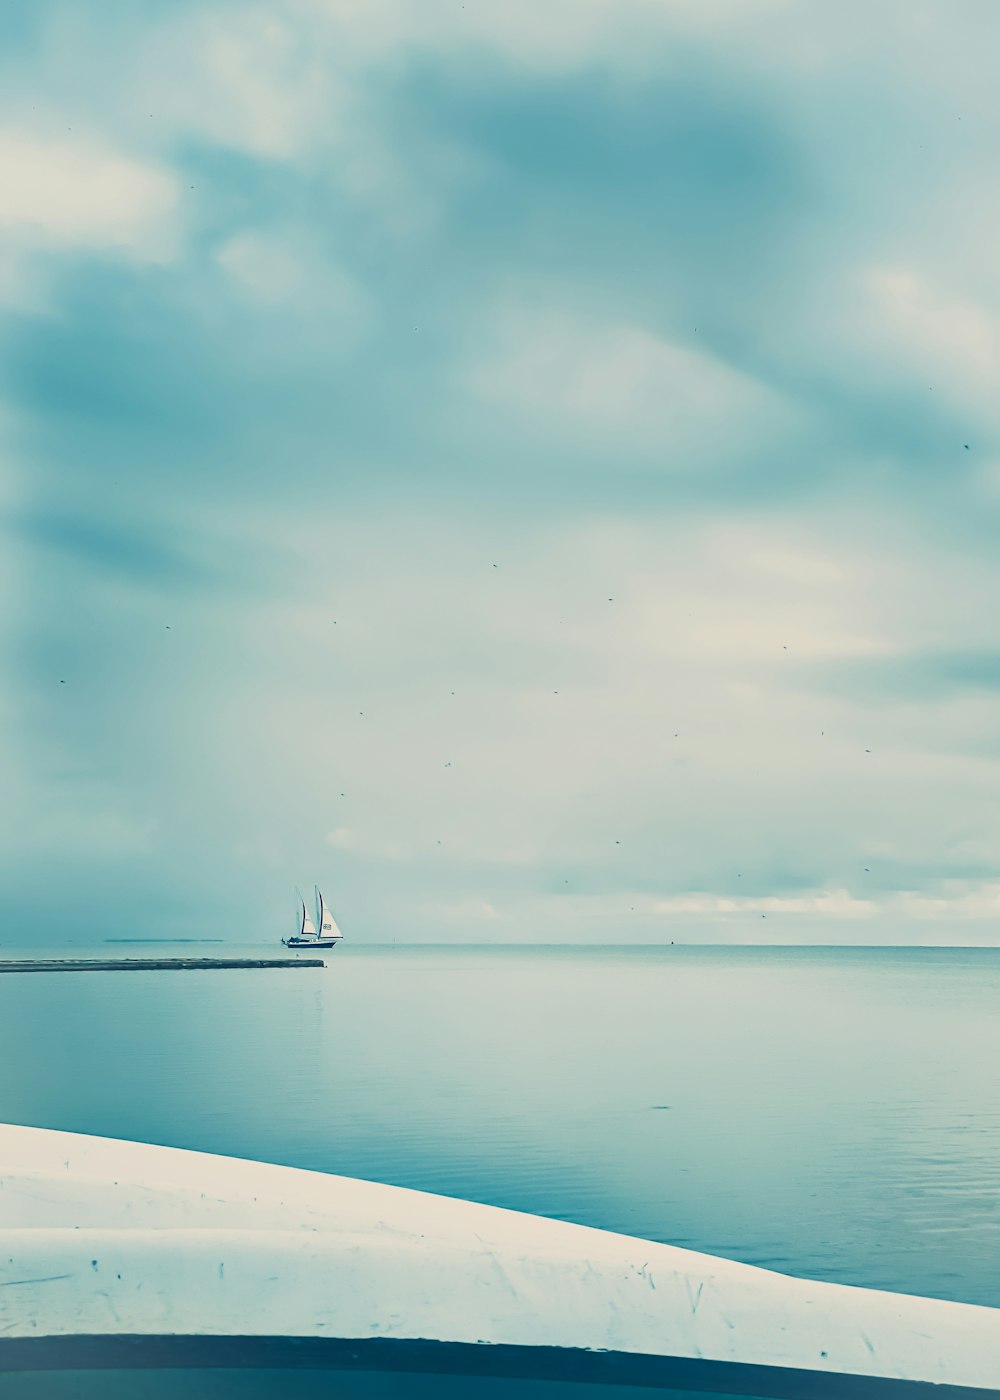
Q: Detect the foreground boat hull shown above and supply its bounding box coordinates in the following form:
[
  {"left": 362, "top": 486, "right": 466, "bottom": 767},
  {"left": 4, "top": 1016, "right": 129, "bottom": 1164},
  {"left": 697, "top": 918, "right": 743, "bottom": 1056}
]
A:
[
  {"left": 1, "top": 1124, "right": 998, "bottom": 1396},
  {"left": 281, "top": 937, "right": 339, "bottom": 948},
  {"left": 5, "top": 1333, "right": 996, "bottom": 1398}
]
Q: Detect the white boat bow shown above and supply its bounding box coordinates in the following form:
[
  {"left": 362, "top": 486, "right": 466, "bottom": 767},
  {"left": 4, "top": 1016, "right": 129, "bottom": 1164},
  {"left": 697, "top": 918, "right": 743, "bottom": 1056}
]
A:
[{"left": 0, "top": 1123, "right": 997, "bottom": 1395}]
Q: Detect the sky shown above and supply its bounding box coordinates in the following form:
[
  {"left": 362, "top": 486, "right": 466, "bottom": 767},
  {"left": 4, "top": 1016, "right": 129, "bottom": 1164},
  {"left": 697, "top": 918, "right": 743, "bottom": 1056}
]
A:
[{"left": 3, "top": 0, "right": 1000, "bottom": 945}]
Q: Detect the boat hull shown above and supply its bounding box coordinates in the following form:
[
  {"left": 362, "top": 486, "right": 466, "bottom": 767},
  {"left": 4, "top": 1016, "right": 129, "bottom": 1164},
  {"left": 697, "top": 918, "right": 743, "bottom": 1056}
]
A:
[
  {"left": 2, "top": 1124, "right": 999, "bottom": 1394},
  {"left": 281, "top": 937, "right": 339, "bottom": 948}
]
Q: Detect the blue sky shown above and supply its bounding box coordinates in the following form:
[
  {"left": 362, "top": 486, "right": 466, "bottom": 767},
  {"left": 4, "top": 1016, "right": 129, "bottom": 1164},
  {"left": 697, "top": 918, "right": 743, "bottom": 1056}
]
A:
[{"left": 4, "top": 0, "right": 1000, "bottom": 944}]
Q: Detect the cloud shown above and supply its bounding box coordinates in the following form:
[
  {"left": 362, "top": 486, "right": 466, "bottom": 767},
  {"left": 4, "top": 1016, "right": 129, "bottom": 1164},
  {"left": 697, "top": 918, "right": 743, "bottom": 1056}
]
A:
[
  {"left": 9, "top": 509, "right": 217, "bottom": 589},
  {"left": 419, "top": 897, "right": 502, "bottom": 928},
  {"left": 645, "top": 880, "right": 1000, "bottom": 930},
  {"left": 325, "top": 826, "right": 411, "bottom": 861},
  {"left": 861, "top": 265, "right": 1000, "bottom": 421},
  {"left": 653, "top": 889, "right": 875, "bottom": 919},
  {"left": 808, "top": 647, "right": 1000, "bottom": 704},
  {"left": 377, "top": 879, "right": 1000, "bottom": 945},
  {"left": 308, "top": 0, "right": 793, "bottom": 76},
  {"left": 0, "top": 127, "right": 178, "bottom": 258},
  {"left": 215, "top": 229, "right": 369, "bottom": 333},
  {"left": 122, "top": 506, "right": 988, "bottom": 945},
  {"left": 468, "top": 308, "right": 798, "bottom": 473},
  {"left": 1, "top": 800, "right": 158, "bottom": 860},
  {"left": 107, "top": 8, "right": 338, "bottom": 162},
  {"left": 896, "top": 882, "right": 1000, "bottom": 922},
  {"left": 3, "top": 1, "right": 1000, "bottom": 944}
]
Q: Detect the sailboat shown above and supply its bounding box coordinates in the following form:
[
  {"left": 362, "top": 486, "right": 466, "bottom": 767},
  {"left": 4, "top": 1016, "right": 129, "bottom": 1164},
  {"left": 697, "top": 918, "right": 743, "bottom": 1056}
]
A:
[{"left": 282, "top": 887, "right": 344, "bottom": 949}]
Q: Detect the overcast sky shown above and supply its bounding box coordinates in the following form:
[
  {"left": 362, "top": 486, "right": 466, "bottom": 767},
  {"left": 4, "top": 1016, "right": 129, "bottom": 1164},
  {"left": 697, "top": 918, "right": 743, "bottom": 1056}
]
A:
[{"left": 4, "top": 0, "right": 1000, "bottom": 944}]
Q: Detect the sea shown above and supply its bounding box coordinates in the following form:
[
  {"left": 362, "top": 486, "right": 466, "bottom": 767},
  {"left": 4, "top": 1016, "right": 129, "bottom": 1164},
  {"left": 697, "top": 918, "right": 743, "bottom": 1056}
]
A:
[{"left": 1, "top": 943, "right": 999, "bottom": 1319}]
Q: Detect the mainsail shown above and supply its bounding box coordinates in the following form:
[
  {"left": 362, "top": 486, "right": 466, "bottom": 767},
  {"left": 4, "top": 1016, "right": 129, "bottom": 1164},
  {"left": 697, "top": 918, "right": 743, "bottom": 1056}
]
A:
[{"left": 315, "top": 887, "right": 344, "bottom": 941}]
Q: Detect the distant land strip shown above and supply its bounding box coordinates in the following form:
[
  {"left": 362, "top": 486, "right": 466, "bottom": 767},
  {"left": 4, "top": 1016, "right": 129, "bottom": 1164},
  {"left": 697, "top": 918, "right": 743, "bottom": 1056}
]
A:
[{"left": 0, "top": 958, "right": 325, "bottom": 974}]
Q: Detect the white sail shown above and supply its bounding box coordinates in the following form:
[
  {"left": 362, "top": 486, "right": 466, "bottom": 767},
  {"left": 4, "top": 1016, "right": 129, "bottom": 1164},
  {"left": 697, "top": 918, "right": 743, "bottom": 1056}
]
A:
[
  {"left": 299, "top": 899, "right": 317, "bottom": 939},
  {"left": 316, "top": 887, "right": 344, "bottom": 940}
]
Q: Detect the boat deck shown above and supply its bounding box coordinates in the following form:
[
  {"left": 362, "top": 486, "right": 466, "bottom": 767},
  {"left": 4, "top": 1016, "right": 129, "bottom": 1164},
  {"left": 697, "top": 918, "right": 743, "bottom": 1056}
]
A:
[{"left": 2, "top": 1124, "right": 999, "bottom": 1394}]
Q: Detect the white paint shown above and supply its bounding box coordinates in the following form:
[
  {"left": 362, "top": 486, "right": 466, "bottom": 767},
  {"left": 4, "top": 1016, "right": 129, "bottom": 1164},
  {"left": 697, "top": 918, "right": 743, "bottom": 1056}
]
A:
[{"left": 0, "top": 1124, "right": 998, "bottom": 1389}]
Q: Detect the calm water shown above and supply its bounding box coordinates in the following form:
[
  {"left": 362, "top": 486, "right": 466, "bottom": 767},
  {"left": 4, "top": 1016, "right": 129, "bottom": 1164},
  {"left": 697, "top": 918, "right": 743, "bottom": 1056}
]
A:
[{"left": 1, "top": 945, "right": 999, "bottom": 1310}]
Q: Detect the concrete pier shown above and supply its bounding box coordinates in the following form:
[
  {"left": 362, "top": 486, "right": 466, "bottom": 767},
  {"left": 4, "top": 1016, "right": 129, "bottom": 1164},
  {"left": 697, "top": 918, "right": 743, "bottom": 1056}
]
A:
[{"left": 0, "top": 957, "right": 325, "bottom": 973}]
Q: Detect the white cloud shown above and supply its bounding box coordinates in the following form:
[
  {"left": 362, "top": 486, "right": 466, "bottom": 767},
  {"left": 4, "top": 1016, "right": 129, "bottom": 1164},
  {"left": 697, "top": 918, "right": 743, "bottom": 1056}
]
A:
[
  {"left": 309, "top": 0, "right": 792, "bottom": 76},
  {"left": 0, "top": 0, "right": 797, "bottom": 262},
  {"left": 216, "top": 229, "right": 369, "bottom": 332},
  {"left": 134, "top": 11, "right": 336, "bottom": 162},
  {"left": 325, "top": 826, "right": 410, "bottom": 861},
  {"left": 0, "top": 128, "right": 178, "bottom": 259},
  {"left": 648, "top": 881, "right": 1000, "bottom": 928},
  {"left": 653, "top": 889, "right": 876, "bottom": 919},
  {"left": 104, "top": 7, "right": 479, "bottom": 237},
  {"left": 201, "top": 504, "right": 1000, "bottom": 937},
  {"left": 615, "top": 520, "right": 887, "bottom": 663},
  {"left": 859, "top": 265, "right": 1000, "bottom": 422},
  {"left": 10, "top": 492, "right": 1000, "bottom": 943},
  {"left": 468, "top": 309, "right": 796, "bottom": 470},
  {"left": 419, "top": 897, "right": 502, "bottom": 927},
  {"left": 869, "top": 267, "right": 999, "bottom": 374},
  {"left": 895, "top": 882, "right": 1000, "bottom": 922}
]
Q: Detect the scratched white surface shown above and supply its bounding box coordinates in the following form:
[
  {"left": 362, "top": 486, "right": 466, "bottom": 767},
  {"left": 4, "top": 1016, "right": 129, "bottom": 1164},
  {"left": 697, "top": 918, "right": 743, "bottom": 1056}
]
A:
[{"left": 1, "top": 1124, "right": 998, "bottom": 1391}]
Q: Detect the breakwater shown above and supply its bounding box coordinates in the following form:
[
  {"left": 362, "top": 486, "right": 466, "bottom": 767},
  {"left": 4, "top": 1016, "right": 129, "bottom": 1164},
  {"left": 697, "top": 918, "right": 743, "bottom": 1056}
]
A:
[{"left": 0, "top": 958, "right": 325, "bottom": 973}]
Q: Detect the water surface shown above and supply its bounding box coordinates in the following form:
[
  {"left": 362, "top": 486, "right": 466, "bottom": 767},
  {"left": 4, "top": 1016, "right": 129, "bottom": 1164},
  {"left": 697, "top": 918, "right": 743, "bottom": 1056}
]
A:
[{"left": 1, "top": 945, "right": 997, "bottom": 1308}]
